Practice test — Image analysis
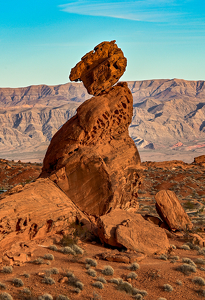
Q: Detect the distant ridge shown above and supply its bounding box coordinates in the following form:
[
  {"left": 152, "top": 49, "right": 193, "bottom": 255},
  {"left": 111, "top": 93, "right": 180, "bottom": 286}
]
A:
[{"left": 0, "top": 78, "right": 205, "bottom": 162}]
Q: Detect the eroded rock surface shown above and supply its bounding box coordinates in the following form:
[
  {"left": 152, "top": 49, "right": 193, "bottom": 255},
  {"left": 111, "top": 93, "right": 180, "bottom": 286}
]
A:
[
  {"left": 0, "top": 178, "right": 83, "bottom": 251},
  {"left": 155, "top": 190, "right": 193, "bottom": 231},
  {"left": 69, "top": 40, "right": 127, "bottom": 95},
  {"left": 97, "top": 209, "right": 169, "bottom": 254},
  {"left": 40, "top": 82, "right": 142, "bottom": 216}
]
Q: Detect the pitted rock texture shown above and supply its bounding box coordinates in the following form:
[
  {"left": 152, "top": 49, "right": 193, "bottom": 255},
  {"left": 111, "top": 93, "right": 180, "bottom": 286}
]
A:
[
  {"left": 69, "top": 40, "right": 127, "bottom": 95},
  {"left": 97, "top": 209, "right": 169, "bottom": 254},
  {"left": 40, "top": 82, "right": 142, "bottom": 216},
  {"left": 155, "top": 190, "right": 193, "bottom": 231},
  {"left": 0, "top": 178, "right": 82, "bottom": 251}
]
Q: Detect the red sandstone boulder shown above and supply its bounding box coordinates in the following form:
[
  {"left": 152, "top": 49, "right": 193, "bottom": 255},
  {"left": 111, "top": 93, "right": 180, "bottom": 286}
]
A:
[
  {"left": 0, "top": 178, "right": 85, "bottom": 252},
  {"left": 194, "top": 155, "right": 205, "bottom": 167},
  {"left": 69, "top": 40, "right": 127, "bottom": 95},
  {"left": 155, "top": 190, "right": 193, "bottom": 231},
  {"left": 97, "top": 209, "right": 169, "bottom": 255},
  {"left": 40, "top": 82, "right": 142, "bottom": 216}
]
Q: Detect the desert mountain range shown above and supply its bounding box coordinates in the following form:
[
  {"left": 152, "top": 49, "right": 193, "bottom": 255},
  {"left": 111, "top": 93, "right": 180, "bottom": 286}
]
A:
[{"left": 0, "top": 78, "right": 205, "bottom": 162}]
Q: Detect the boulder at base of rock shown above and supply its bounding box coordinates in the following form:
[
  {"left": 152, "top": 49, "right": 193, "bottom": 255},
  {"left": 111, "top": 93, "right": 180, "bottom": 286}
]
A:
[
  {"left": 97, "top": 209, "right": 169, "bottom": 255},
  {"left": 69, "top": 40, "right": 127, "bottom": 95},
  {"left": 0, "top": 178, "right": 83, "bottom": 252},
  {"left": 155, "top": 190, "right": 193, "bottom": 231},
  {"left": 40, "top": 82, "right": 142, "bottom": 216}
]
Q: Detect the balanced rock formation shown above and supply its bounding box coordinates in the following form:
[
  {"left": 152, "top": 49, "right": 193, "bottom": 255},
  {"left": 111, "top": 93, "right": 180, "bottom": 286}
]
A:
[
  {"left": 0, "top": 178, "right": 85, "bottom": 252},
  {"left": 69, "top": 40, "right": 127, "bottom": 95},
  {"left": 155, "top": 190, "right": 193, "bottom": 231},
  {"left": 97, "top": 209, "right": 169, "bottom": 254},
  {"left": 40, "top": 82, "right": 142, "bottom": 216}
]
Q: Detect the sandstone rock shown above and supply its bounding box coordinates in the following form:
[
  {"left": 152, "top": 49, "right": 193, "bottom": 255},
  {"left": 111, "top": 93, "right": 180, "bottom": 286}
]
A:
[
  {"left": 194, "top": 155, "right": 205, "bottom": 167},
  {"left": 189, "top": 233, "right": 205, "bottom": 247},
  {"left": 0, "top": 178, "right": 82, "bottom": 252},
  {"left": 155, "top": 190, "right": 193, "bottom": 231},
  {"left": 69, "top": 40, "right": 127, "bottom": 95},
  {"left": 96, "top": 250, "right": 146, "bottom": 263},
  {"left": 40, "top": 82, "right": 142, "bottom": 216},
  {"left": 97, "top": 209, "right": 169, "bottom": 254}
]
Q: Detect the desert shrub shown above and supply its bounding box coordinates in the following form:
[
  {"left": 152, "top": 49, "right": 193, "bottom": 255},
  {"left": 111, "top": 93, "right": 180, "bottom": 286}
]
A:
[
  {"left": 193, "top": 245, "right": 200, "bottom": 251},
  {"left": 85, "top": 264, "right": 91, "bottom": 269},
  {"left": 0, "top": 283, "right": 6, "bottom": 290},
  {"left": 92, "top": 281, "right": 104, "bottom": 289},
  {"left": 56, "top": 295, "right": 70, "bottom": 300},
  {"left": 42, "top": 277, "right": 55, "bottom": 285},
  {"left": 12, "top": 278, "right": 24, "bottom": 287},
  {"left": 1, "top": 266, "right": 13, "bottom": 274},
  {"left": 0, "top": 292, "right": 13, "bottom": 300},
  {"left": 108, "top": 278, "right": 119, "bottom": 284},
  {"left": 60, "top": 247, "right": 75, "bottom": 255},
  {"left": 180, "top": 244, "right": 190, "bottom": 250},
  {"left": 159, "top": 254, "right": 167, "bottom": 261},
  {"left": 96, "top": 277, "right": 107, "bottom": 284},
  {"left": 102, "top": 265, "right": 114, "bottom": 276},
  {"left": 198, "top": 249, "right": 205, "bottom": 255},
  {"left": 182, "top": 257, "right": 196, "bottom": 267},
  {"left": 192, "top": 276, "right": 205, "bottom": 286},
  {"left": 133, "top": 295, "right": 143, "bottom": 300},
  {"left": 87, "top": 269, "right": 97, "bottom": 277},
  {"left": 66, "top": 271, "right": 75, "bottom": 279},
  {"left": 163, "top": 284, "right": 173, "bottom": 292},
  {"left": 176, "top": 263, "right": 196, "bottom": 275},
  {"left": 169, "top": 256, "right": 179, "bottom": 261},
  {"left": 117, "top": 280, "right": 133, "bottom": 294},
  {"left": 170, "top": 244, "right": 176, "bottom": 249},
  {"left": 21, "top": 288, "right": 31, "bottom": 295},
  {"left": 48, "top": 245, "right": 58, "bottom": 251},
  {"left": 85, "top": 258, "right": 97, "bottom": 267},
  {"left": 196, "top": 258, "right": 205, "bottom": 265},
  {"left": 128, "top": 262, "right": 140, "bottom": 271},
  {"left": 72, "top": 244, "right": 84, "bottom": 255},
  {"left": 92, "top": 292, "right": 102, "bottom": 300},
  {"left": 185, "top": 242, "right": 194, "bottom": 249},
  {"left": 72, "top": 288, "right": 81, "bottom": 293},
  {"left": 38, "top": 294, "right": 53, "bottom": 300},
  {"left": 132, "top": 289, "right": 148, "bottom": 297},
  {"left": 127, "top": 272, "right": 138, "bottom": 279},
  {"left": 43, "top": 253, "right": 54, "bottom": 260},
  {"left": 75, "top": 281, "right": 84, "bottom": 290},
  {"left": 176, "top": 280, "right": 182, "bottom": 285},
  {"left": 22, "top": 273, "right": 30, "bottom": 278},
  {"left": 33, "top": 257, "right": 44, "bottom": 264},
  {"left": 49, "top": 268, "right": 59, "bottom": 274}
]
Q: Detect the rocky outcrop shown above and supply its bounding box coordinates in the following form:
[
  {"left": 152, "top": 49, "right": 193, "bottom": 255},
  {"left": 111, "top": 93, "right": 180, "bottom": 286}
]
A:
[
  {"left": 155, "top": 190, "right": 193, "bottom": 231},
  {"left": 69, "top": 40, "right": 127, "bottom": 96},
  {"left": 97, "top": 209, "right": 169, "bottom": 254},
  {"left": 40, "top": 82, "right": 142, "bottom": 216},
  {"left": 194, "top": 155, "right": 205, "bottom": 167},
  {"left": 0, "top": 178, "right": 84, "bottom": 251}
]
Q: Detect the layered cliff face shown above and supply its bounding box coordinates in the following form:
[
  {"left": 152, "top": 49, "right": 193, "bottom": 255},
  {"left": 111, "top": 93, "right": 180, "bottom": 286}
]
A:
[{"left": 0, "top": 78, "right": 205, "bottom": 162}]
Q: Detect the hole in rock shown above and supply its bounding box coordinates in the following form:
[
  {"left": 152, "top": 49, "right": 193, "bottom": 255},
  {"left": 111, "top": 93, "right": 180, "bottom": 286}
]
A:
[
  {"left": 114, "top": 110, "right": 119, "bottom": 114},
  {"left": 121, "top": 102, "right": 127, "bottom": 109}
]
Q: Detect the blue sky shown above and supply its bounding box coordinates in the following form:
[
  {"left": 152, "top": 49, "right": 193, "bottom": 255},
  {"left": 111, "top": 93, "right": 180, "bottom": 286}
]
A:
[{"left": 0, "top": 0, "right": 205, "bottom": 88}]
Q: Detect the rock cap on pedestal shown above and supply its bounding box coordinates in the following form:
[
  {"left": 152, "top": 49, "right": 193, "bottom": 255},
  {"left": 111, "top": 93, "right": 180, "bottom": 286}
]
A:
[{"left": 69, "top": 40, "right": 127, "bottom": 95}]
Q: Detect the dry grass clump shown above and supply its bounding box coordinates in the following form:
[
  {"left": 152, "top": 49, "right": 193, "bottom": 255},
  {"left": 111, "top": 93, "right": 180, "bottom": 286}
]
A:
[
  {"left": 38, "top": 294, "right": 53, "bottom": 300},
  {"left": 159, "top": 254, "right": 167, "bottom": 261},
  {"left": 108, "top": 278, "right": 119, "bottom": 285},
  {"left": 48, "top": 245, "right": 58, "bottom": 251},
  {"left": 33, "top": 257, "right": 44, "bottom": 264},
  {"left": 198, "top": 248, "right": 205, "bottom": 255},
  {"left": 21, "top": 288, "right": 31, "bottom": 295},
  {"left": 180, "top": 244, "right": 190, "bottom": 250},
  {"left": 102, "top": 265, "right": 114, "bottom": 276},
  {"left": 43, "top": 253, "right": 54, "bottom": 260},
  {"left": 71, "top": 244, "right": 84, "bottom": 255},
  {"left": 22, "top": 273, "right": 30, "bottom": 278},
  {"left": 92, "top": 292, "right": 102, "bottom": 300},
  {"left": 60, "top": 247, "right": 75, "bottom": 255},
  {"left": 87, "top": 268, "right": 97, "bottom": 277},
  {"left": 0, "top": 292, "right": 13, "bottom": 300},
  {"left": 12, "top": 278, "right": 24, "bottom": 287},
  {"left": 85, "top": 258, "right": 97, "bottom": 267},
  {"left": 96, "top": 277, "right": 107, "bottom": 284},
  {"left": 49, "top": 268, "right": 59, "bottom": 274},
  {"left": 0, "top": 283, "right": 6, "bottom": 291},
  {"left": 1, "top": 266, "right": 13, "bottom": 274},
  {"left": 196, "top": 258, "right": 205, "bottom": 265},
  {"left": 127, "top": 272, "right": 138, "bottom": 279},
  {"left": 176, "top": 263, "right": 196, "bottom": 275},
  {"left": 169, "top": 255, "right": 179, "bottom": 261},
  {"left": 192, "top": 276, "right": 205, "bottom": 286},
  {"left": 56, "top": 295, "right": 70, "bottom": 300},
  {"left": 75, "top": 281, "right": 84, "bottom": 290},
  {"left": 182, "top": 257, "right": 197, "bottom": 267},
  {"left": 132, "top": 288, "right": 148, "bottom": 297},
  {"left": 42, "top": 277, "right": 55, "bottom": 285},
  {"left": 128, "top": 262, "right": 140, "bottom": 271},
  {"left": 117, "top": 280, "right": 133, "bottom": 294},
  {"left": 163, "top": 284, "right": 173, "bottom": 292},
  {"left": 92, "top": 281, "right": 104, "bottom": 289}
]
